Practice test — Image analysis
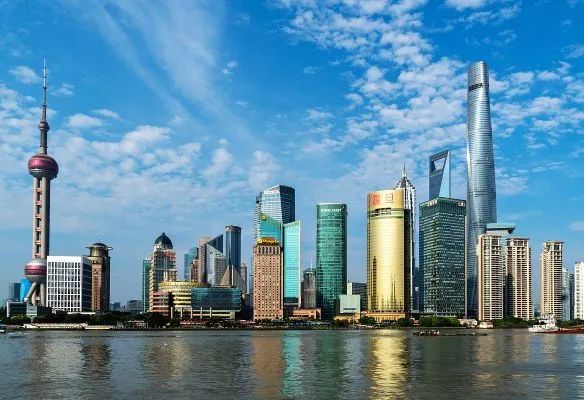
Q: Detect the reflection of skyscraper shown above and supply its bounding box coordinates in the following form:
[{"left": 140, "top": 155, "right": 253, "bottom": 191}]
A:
[
  {"left": 254, "top": 185, "right": 295, "bottom": 240},
  {"left": 540, "top": 241, "right": 564, "bottom": 319},
  {"left": 86, "top": 242, "right": 112, "bottom": 312},
  {"left": 367, "top": 189, "right": 411, "bottom": 321},
  {"left": 395, "top": 167, "right": 416, "bottom": 312},
  {"left": 148, "top": 233, "right": 177, "bottom": 312},
  {"left": 466, "top": 61, "right": 497, "bottom": 318},
  {"left": 283, "top": 221, "right": 301, "bottom": 307},
  {"left": 316, "top": 203, "right": 347, "bottom": 319},
  {"left": 429, "top": 150, "right": 451, "bottom": 200}
]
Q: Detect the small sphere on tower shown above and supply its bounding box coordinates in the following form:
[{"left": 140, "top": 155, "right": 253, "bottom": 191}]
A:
[
  {"left": 28, "top": 153, "right": 59, "bottom": 180},
  {"left": 24, "top": 258, "right": 47, "bottom": 283}
]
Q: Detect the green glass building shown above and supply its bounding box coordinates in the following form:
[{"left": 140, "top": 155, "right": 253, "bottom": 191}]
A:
[
  {"left": 419, "top": 197, "right": 466, "bottom": 317},
  {"left": 283, "top": 221, "right": 301, "bottom": 307},
  {"left": 142, "top": 258, "right": 151, "bottom": 313},
  {"left": 316, "top": 203, "right": 348, "bottom": 319}
]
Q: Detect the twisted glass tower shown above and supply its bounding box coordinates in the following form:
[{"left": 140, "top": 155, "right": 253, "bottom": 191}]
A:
[{"left": 466, "top": 61, "right": 497, "bottom": 318}]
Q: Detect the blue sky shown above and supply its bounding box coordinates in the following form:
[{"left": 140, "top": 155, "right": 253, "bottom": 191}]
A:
[{"left": 0, "top": 0, "right": 582, "bottom": 304}]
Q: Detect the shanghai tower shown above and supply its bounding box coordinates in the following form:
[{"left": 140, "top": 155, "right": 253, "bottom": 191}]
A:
[
  {"left": 23, "top": 63, "right": 59, "bottom": 306},
  {"left": 466, "top": 61, "right": 497, "bottom": 318}
]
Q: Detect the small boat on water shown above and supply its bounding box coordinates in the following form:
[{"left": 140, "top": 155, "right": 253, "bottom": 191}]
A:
[
  {"left": 528, "top": 314, "right": 558, "bottom": 333},
  {"left": 414, "top": 330, "right": 487, "bottom": 337}
]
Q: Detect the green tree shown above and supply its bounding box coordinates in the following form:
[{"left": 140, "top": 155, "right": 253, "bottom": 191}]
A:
[
  {"left": 397, "top": 318, "right": 414, "bottom": 327},
  {"left": 359, "top": 316, "right": 376, "bottom": 325},
  {"left": 144, "top": 312, "right": 169, "bottom": 328},
  {"left": 169, "top": 317, "right": 181, "bottom": 328},
  {"left": 9, "top": 315, "right": 31, "bottom": 325}
]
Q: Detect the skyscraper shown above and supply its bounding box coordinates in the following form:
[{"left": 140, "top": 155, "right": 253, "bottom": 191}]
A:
[
  {"left": 47, "top": 256, "right": 92, "bottom": 313},
  {"left": 205, "top": 235, "right": 226, "bottom": 286},
  {"left": 540, "top": 241, "right": 564, "bottom": 319},
  {"left": 23, "top": 63, "right": 59, "bottom": 307},
  {"left": 574, "top": 262, "right": 584, "bottom": 320},
  {"left": 283, "top": 221, "right": 301, "bottom": 308},
  {"left": 366, "top": 189, "right": 411, "bottom": 321},
  {"left": 8, "top": 282, "right": 21, "bottom": 302},
  {"left": 395, "top": 166, "right": 416, "bottom": 312},
  {"left": 316, "top": 203, "right": 347, "bottom": 319},
  {"left": 466, "top": 61, "right": 498, "bottom": 318},
  {"left": 253, "top": 238, "right": 283, "bottom": 320},
  {"left": 505, "top": 237, "right": 533, "bottom": 320},
  {"left": 254, "top": 185, "right": 295, "bottom": 240},
  {"left": 148, "top": 233, "right": 177, "bottom": 312},
  {"left": 142, "top": 258, "right": 151, "bottom": 312},
  {"left": 419, "top": 198, "right": 466, "bottom": 317},
  {"left": 86, "top": 242, "right": 112, "bottom": 312},
  {"left": 302, "top": 268, "right": 316, "bottom": 308},
  {"left": 225, "top": 225, "right": 242, "bottom": 273},
  {"left": 184, "top": 247, "right": 198, "bottom": 281},
  {"left": 563, "top": 267, "right": 572, "bottom": 321},
  {"left": 429, "top": 150, "right": 451, "bottom": 200}
]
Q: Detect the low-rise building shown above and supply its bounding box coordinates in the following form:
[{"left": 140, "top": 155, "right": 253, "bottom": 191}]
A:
[{"left": 150, "top": 291, "right": 172, "bottom": 317}]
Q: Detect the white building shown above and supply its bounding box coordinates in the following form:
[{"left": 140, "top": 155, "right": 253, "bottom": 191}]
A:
[
  {"left": 505, "top": 238, "right": 533, "bottom": 320},
  {"left": 336, "top": 282, "right": 361, "bottom": 316},
  {"left": 47, "top": 256, "right": 92, "bottom": 313},
  {"left": 540, "top": 241, "right": 564, "bottom": 319},
  {"left": 574, "top": 262, "right": 584, "bottom": 320}
]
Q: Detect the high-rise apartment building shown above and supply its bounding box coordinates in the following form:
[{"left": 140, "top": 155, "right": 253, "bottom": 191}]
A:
[
  {"left": 563, "top": 267, "right": 572, "bottom": 321},
  {"left": 419, "top": 198, "right": 466, "bottom": 317},
  {"left": 142, "top": 258, "right": 151, "bottom": 312},
  {"left": 148, "top": 233, "right": 177, "bottom": 312},
  {"left": 505, "top": 237, "right": 533, "bottom": 320},
  {"left": 283, "top": 221, "right": 301, "bottom": 307},
  {"left": 46, "top": 256, "right": 92, "bottom": 313},
  {"left": 429, "top": 150, "right": 451, "bottom": 200},
  {"left": 466, "top": 61, "right": 498, "bottom": 318},
  {"left": 540, "top": 241, "right": 564, "bottom": 319},
  {"left": 86, "top": 242, "right": 112, "bottom": 312},
  {"left": 395, "top": 167, "right": 416, "bottom": 312},
  {"left": 253, "top": 238, "right": 283, "bottom": 321},
  {"left": 366, "top": 189, "right": 411, "bottom": 321},
  {"left": 254, "top": 185, "right": 295, "bottom": 240},
  {"left": 302, "top": 268, "right": 316, "bottom": 308},
  {"left": 574, "top": 262, "right": 584, "bottom": 320},
  {"left": 316, "top": 203, "right": 348, "bottom": 319},
  {"left": 184, "top": 247, "right": 198, "bottom": 281}
]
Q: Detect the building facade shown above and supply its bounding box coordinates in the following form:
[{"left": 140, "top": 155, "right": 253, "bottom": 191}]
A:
[
  {"left": 563, "top": 268, "right": 572, "bottom": 321},
  {"left": 419, "top": 198, "right": 466, "bottom": 317},
  {"left": 46, "top": 256, "right": 92, "bottom": 313},
  {"left": 466, "top": 61, "right": 498, "bottom": 318},
  {"left": 302, "top": 268, "right": 316, "bottom": 309},
  {"left": 225, "top": 225, "right": 242, "bottom": 273},
  {"left": 148, "top": 233, "right": 177, "bottom": 312},
  {"left": 191, "top": 286, "right": 242, "bottom": 319},
  {"left": 336, "top": 282, "right": 361, "bottom": 317},
  {"left": 395, "top": 167, "right": 416, "bottom": 312},
  {"left": 505, "top": 238, "right": 533, "bottom": 320},
  {"left": 349, "top": 282, "right": 367, "bottom": 313},
  {"left": 253, "top": 238, "right": 283, "bottom": 321},
  {"left": 540, "top": 241, "right": 564, "bottom": 319},
  {"left": 429, "top": 150, "right": 451, "bottom": 200},
  {"left": 283, "top": 221, "right": 301, "bottom": 308},
  {"left": 8, "top": 282, "right": 21, "bottom": 302},
  {"left": 254, "top": 185, "right": 295, "bottom": 241},
  {"left": 574, "top": 262, "right": 584, "bottom": 320},
  {"left": 184, "top": 247, "right": 198, "bottom": 281},
  {"left": 205, "top": 236, "right": 227, "bottom": 286},
  {"left": 366, "top": 189, "right": 411, "bottom": 321},
  {"left": 86, "top": 242, "right": 112, "bottom": 312},
  {"left": 316, "top": 203, "right": 348, "bottom": 319},
  {"left": 142, "top": 258, "right": 151, "bottom": 313}
]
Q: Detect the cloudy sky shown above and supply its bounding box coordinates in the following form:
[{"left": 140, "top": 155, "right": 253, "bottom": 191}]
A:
[{"left": 0, "top": 0, "right": 582, "bottom": 303}]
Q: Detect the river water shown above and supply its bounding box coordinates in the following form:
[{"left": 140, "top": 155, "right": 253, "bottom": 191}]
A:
[{"left": 1, "top": 329, "right": 582, "bottom": 399}]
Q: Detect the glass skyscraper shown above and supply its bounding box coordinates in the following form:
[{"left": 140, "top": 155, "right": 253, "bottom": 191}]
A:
[
  {"left": 258, "top": 214, "right": 283, "bottom": 243},
  {"left": 204, "top": 235, "right": 226, "bottom": 286},
  {"left": 254, "top": 185, "right": 295, "bottom": 240},
  {"left": 316, "top": 203, "right": 347, "bottom": 319},
  {"left": 142, "top": 258, "right": 151, "bottom": 312},
  {"left": 225, "top": 225, "right": 242, "bottom": 272},
  {"left": 429, "top": 150, "right": 451, "bottom": 200},
  {"left": 283, "top": 221, "right": 301, "bottom": 307},
  {"left": 302, "top": 268, "right": 316, "bottom": 308},
  {"left": 466, "top": 61, "right": 497, "bottom": 318},
  {"left": 419, "top": 198, "right": 466, "bottom": 317},
  {"left": 184, "top": 247, "right": 198, "bottom": 281}
]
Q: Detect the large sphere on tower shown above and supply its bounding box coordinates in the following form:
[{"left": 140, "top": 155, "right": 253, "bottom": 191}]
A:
[
  {"left": 25, "top": 258, "right": 47, "bottom": 283},
  {"left": 28, "top": 153, "right": 59, "bottom": 180}
]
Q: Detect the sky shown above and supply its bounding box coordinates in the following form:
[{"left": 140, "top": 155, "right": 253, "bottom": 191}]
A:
[{"left": 0, "top": 0, "right": 582, "bottom": 304}]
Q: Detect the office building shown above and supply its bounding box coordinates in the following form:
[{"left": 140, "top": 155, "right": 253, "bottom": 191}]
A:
[
  {"left": 302, "top": 268, "right": 317, "bottom": 308},
  {"left": 336, "top": 282, "right": 361, "bottom": 318},
  {"left": 159, "top": 280, "right": 202, "bottom": 315},
  {"left": 466, "top": 61, "right": 498, "bottom": 318},
  {"left": 574, "top": 262, "right": 584, "bottom": 320},
  {"left": 148, "top": 233, "right": 177, "bottom": 312},
  {"left": 253, "top": 238, "right": 283, "bottom": 321},
  {"left": 419, "top": 198, "right": 466, "bottom": 317},
  {"left": 86, "top": 242, "right": 112, "bottom": 312},
  {"left": 254, "top": 185, "right": 295, "bottom": 240},
  {"left": 349, "top": 282, "right": 367, "bottom": 312},
  {"left": 225, "top": 225, "right": 242, "bottom": 272},
  {"left": 366, "top": 189, "right": 411, "bottom": 321},
  {"left": 505, "top": 238, "right": 533, "bottom": 320},
  {"left": 205, "top": 236, "right": 227, "bottom": 286},
  {"left": 395, "top": 166, "right": 416, "bottom": 312},
  {"left": 563, "top": 268, "right": 572, "bottom": 320},
  {"left": 23, "top": 64, "right": 59, "bottom": 307},
  {"left": 316, "top": 203, "right": 348, "bottom": 319},
  {"left": 540, "top": 241, "right": 564, "bottom": 319},
  {"left": 46, "top": 256, "right": 92, "bottom": 313},
  {"left": 477, "top": 224, "right": 515, "bottom": 321},
  {"left": 283, "top": 221, "right": 301, "bottom": 308},
  {"left": 191, "top": 286, "right": 242, "bottom": 319},
  {"left": 8, "top": 282, "right": 21, "bottom": 302},
  {"left": 429, "top": 150, "right": 451, "bottom": 200},
  {"left": 184, "top": 247, "right": 198, "bottom": 281},
  {"left": 142, "top": 258, "right": 151, "bottom": 313},
  {"left": 192, "top": 237, "right": 211, "bottom": 283}
]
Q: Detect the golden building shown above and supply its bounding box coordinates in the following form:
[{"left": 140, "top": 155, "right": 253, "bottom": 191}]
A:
[
  {"left": 366, "top": 188, "right": 410, "bottom": 321},
  {"left": 159, "top": 280, "right": 204, "bottom": 314},
  {"left": 253, "top": 238, "right": 283, "bottom": 321},
  {"left": 85, "top": 242, "right": 112, "bottom": 312}
]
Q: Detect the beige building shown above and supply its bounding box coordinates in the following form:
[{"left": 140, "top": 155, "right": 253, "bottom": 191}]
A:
[
  {"left": 540, "top": 241, "right": 564, "bottom": 319},
  {"left": 148, "top": 233, "right": 177, "bottom": 312},
  {"left": 253, "top": 238, "right": 283, "bottom": 321},
  {"left": 159, "top": 280, "right": 204, "bottom": 315},
  {"left": 366, "top": 188, "right": 410, "bottom": 322},
  {"left": 477, "top": 234, "right": 505, "bottom": 321},
  {"left": 505, "top": 238, "right": 533, "bottom": 320},
  {"left": 86, "top": 242, "right": 112, "bottom": 312}
]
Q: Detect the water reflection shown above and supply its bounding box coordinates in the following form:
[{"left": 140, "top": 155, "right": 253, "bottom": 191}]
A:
[
  {"left": 366, "top": 331, "right": 408, "bottom": 399},
  {"left": 252, "top": 333, "right": 284, "bottom": 398}
]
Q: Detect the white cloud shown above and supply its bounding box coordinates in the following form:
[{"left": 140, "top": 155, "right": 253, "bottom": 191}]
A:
[
  {"left": 93, "top": 109, "right": 121, "bottom": 120},
  {"left": 445, "top": 0, "right": 487, "bottom": 11},
  {"left": 302, "top": 66, "right": 320, "bottom": 74},
  {"left": 53, "top": 83, "right": 74, "bottom": 96},
  {"left": 67, "top": 113, "right": 103, "bottom": 129},
  {"left": 570, "top": 221, "right": 584, "bottom": 232},
  {"left": 9, "top": 66, "right": 40, "bottom": 84},
  {"left": 565, "top": 44, "right": 584, "bottom": 59},
  {"left": 222, "top": 60, "right": 238, "bottom": 75}
]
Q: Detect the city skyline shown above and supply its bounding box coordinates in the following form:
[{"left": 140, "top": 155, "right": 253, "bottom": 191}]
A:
[{"left": 0, "top": 1, "right": 583, "bottom": 304}]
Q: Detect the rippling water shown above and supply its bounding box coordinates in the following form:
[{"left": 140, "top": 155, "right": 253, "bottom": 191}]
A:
[{"left": 1, "top": 329, "right": 583, "bottom": 399}]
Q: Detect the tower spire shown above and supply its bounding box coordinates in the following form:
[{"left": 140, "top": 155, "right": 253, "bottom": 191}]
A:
[
  {"left": 39, "top": 60, "right": 49, "bottom": 154},
  {"left": 402, "top": 162, "right": 406, "bottom": 178}
]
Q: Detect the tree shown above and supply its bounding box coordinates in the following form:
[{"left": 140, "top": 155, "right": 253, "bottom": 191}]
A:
[
  {"left": 169, "top": 317, "right": 181, "bottom": 328},
  {"left": 9, "top": 315, "right": 31, "bottom": 325},
  {"left": 144, "top": 312, "right": 169, "bottom": 328},
  {"left": 397, "top": 318, "right": 414, "bottom": 327},
  {"left": 359, "top": 316, "right": 376, "bottom": 325}
]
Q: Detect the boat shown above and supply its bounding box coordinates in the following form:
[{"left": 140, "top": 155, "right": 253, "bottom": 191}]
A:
[
  {"left": 528, "top": 314, "right": 558, "bottom": 333},
  {"left": 0, "top": 324, "right": 6, "bottom": 334}
]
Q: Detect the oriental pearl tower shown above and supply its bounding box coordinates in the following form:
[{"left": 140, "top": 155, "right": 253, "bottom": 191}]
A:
[{"left": 23, "top": 62, "right": 59, "bottom": 306}]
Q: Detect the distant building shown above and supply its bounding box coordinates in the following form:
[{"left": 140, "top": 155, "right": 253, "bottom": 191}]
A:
[
  {"left": 316, "top": 203, "right": 348, "bottom": 320},
  {"left": 395, "top": 166, "right": 416, "bottom": 312},
  {"left": 225, "top": 225, "right": 242, "bottom": 274},
  {"left": 148, "top": 233, "right": 177, "bottom": 312},
  {"left": 253, "top": 238, "right": 283, "bottom": 321},
  {"left": 124, "top": 299, "right": 143, "bottom": 314},
  {"left": 505, "top": 237, "right": 533, "bottom": 320},
  {"left": 19, "top": 279, "right": 31, "bottom": 302},
  {"left": 254, "top": 185, "right": 295, "bottom": 241},
  {"left": 142, "top": 258, "right": 151, "bottom": 313},
  {"left": 46, "top": 256, "right": 92, "bottom": 313},
  {"left": 184, "top": 247, "right": 198, "bottom": 281},
  {"left": 302, "top": 268, "right": 316, "bottom": 309},
  {"left": 570, "top": 272, "right": 575, "bottom": 321},
  {"left": 563, "top": 268, "right": 572, "bottom": 321},
  {"left": 8, "top": 282, "right": 21, "bottom": 302},
  {"left": 336, "top": 282, "right": 361, "bottom": 318},
  {"left": 540, "top": 241, "right": 564, "bottom": 319},
  {"left": 429, "top": 149, "right": 451, "bottom": 200},
  {"left": 191, "top": 286, "right": 242, "bottom": 320},
  {"left": 574, "top": 262, "right": 584, "bottom": 320},
  {"left": 151, "top": 291, "right": 172, "bottom": 317},
  {"left": 283, "top": 221, "right": 301, "bottom": 308},
  {"left": 205, "top": 235, "right": 227, "bottom": 286},
  {"left": 159, "top": 280, "right": 204, "bottom": 316},
  {"left": 287, "top": 308, "right": 321, "bottom": 320},
  {"left": 193, "top": 236, "right": 211, "bottom": 283},
  {"left": 349, "top": 282, "right": 367, "bottom": 312},
  {"left": 86, "top": 242, "right": 112, "bottom": 312}
]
